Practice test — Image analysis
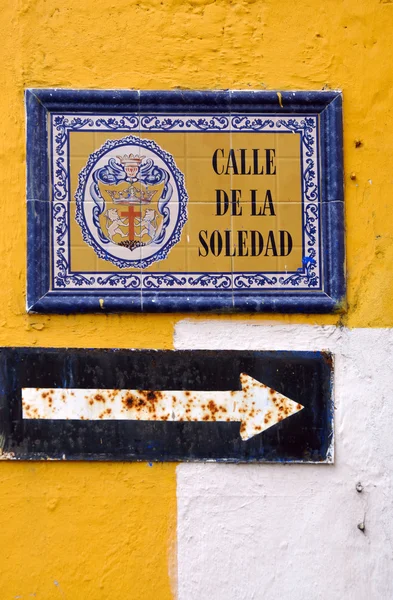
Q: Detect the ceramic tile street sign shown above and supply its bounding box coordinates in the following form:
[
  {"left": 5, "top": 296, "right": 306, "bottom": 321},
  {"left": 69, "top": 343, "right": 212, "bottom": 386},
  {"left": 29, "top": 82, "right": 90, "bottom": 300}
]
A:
[
  {"left": 26, "top": 90, "right": 344, "bottom": 314},
  {"left": 0, "top": 348, "right": 334, "bottom": 462}
]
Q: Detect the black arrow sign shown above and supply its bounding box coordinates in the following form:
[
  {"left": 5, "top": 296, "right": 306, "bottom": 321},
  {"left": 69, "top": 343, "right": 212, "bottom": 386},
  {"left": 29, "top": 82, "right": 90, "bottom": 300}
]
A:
[{"left": 0, "top": 348, "right": 333, "bottom": 463}]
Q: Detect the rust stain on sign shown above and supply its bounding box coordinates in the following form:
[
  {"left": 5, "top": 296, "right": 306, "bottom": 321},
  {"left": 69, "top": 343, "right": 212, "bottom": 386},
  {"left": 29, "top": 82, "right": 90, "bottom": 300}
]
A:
[{"left": 22, "top": 373, "right": 303, "bottom": 441}]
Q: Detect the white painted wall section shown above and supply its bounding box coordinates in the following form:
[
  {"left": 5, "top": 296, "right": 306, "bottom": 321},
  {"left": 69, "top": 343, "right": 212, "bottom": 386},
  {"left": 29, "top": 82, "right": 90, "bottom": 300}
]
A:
[{"left": 174, "top": 323, "right": 393, "bottom": 600}]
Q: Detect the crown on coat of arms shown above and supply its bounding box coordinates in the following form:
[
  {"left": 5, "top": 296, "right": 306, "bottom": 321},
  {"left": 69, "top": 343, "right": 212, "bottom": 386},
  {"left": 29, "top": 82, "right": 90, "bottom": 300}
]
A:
[
  {"left": 108, "top": 184, "right": 157, "bottom": 205},
  {"left": 117, "top": 154, "right": 146, "bottom": 178}
]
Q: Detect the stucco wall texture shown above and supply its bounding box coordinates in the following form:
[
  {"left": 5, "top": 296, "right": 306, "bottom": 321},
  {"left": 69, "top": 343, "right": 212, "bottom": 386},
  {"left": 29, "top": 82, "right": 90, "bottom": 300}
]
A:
[
  {"left": 175, "top": 322, "right": 393, "bottom": 600},
  {"left": 1, "top": 0, "right": 393, "bottom": 598}
]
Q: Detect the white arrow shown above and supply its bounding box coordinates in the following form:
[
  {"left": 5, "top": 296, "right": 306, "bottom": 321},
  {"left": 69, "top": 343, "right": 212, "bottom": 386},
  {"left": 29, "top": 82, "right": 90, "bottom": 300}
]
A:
[{"left": 22, "top": 374, "right": 303, "bottom": 441}]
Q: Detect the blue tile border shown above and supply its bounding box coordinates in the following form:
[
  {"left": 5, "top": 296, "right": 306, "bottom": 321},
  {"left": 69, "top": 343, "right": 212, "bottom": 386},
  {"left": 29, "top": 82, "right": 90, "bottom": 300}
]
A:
[{"left": 25, "top": 89, "right": 345, "bottom": 314}]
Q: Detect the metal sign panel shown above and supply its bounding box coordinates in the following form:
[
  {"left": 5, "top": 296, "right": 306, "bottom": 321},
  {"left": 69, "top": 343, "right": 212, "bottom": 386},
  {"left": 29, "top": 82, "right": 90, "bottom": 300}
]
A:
[
  {"left": 26, "top": 89, "right": 344, "bottom": 314},
  {"left": 0, "top": 348, "right": 333, "bottom": 462}
]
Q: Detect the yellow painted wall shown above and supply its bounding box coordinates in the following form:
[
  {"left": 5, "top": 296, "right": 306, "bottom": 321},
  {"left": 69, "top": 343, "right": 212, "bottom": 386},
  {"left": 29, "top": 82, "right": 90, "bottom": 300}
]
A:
[{"left": 1, "top": 0, "right": 393, "bottom": 597}]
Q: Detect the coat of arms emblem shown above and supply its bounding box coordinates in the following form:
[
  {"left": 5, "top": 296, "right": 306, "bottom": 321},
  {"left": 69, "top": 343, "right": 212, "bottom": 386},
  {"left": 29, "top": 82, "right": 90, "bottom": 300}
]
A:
[{"left": 75, "top": 134, "right": 188, "bottom": 269}]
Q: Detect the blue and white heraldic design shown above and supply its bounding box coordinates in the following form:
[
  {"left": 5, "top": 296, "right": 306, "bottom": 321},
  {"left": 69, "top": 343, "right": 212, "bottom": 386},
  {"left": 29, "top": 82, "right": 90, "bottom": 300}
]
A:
[{"left": 75, "top": 135, "right": 188, "bottom": 269}]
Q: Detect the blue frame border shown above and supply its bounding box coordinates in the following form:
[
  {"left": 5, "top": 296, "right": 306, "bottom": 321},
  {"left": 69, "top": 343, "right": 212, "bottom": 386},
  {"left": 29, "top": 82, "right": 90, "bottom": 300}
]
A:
[{"left": 26, "top": 89, "right": 345, "bottom": 314}]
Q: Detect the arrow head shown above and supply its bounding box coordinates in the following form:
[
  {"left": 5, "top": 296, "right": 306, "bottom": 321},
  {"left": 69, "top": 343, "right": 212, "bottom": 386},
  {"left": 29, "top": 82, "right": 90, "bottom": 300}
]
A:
[{"left": 238, "top": 373, "right": 304, "bottom": 441}]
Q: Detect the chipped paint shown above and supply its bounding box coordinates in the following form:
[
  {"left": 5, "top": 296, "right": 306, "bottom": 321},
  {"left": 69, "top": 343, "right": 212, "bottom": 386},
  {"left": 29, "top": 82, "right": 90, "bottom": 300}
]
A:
[{"left": 22, "top": 374, "right": 303, "bottom": 441}]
